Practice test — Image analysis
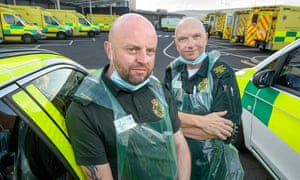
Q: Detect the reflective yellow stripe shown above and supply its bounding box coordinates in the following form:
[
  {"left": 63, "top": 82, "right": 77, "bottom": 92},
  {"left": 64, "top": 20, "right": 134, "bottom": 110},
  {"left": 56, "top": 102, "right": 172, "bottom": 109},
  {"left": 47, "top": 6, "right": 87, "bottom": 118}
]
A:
[
  {"left": 26, "top": 84, "right": 68, "bottom": 136},
  {"left": 236, "top": 68, "right": 256, "bottom": 96},
  {"left": 274, "top": 31, "right": 286, "bottom": 37},
  {"left": 12, "top": 90, "right": 85, "bottom": 179},
  {"left": 0, "top": 54, "right": 70, "bottom": 86},
  {"left": 269, "top": 92, "right": 300, "bottom": 154}
]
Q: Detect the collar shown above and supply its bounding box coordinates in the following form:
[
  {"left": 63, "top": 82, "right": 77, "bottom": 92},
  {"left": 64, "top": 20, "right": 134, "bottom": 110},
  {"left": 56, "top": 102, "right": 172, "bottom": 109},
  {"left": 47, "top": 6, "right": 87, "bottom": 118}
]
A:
[{"left": 180, "top": 56, "right": 209, "bottom": 80}]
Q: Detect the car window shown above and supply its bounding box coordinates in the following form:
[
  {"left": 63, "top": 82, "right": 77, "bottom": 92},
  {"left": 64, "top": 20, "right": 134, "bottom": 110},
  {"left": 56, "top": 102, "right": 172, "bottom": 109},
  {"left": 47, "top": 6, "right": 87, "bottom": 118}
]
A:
[
  {"left": 276, "top": 47, "right": 300, "bottom": 92},
  {"left": 0, "top": 99, "right": 33, "bottom": 179},
  {"left": 32, "top": 69, "right": 85, "bottom": 115},
  {"left": 0, "top": 68, "right": 86, "bottom": 179}
]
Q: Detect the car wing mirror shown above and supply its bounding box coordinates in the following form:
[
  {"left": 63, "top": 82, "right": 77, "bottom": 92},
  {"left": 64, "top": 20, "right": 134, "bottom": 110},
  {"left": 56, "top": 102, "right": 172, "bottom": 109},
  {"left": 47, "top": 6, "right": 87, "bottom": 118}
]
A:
[{"left": 253, "top": 69, "right": 275, "bottom": 88}]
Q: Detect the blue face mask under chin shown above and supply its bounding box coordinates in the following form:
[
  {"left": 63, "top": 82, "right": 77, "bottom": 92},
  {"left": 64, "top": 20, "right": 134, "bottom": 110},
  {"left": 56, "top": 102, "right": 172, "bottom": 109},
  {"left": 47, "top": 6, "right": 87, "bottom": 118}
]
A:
[
  {"left": 111, "top": 70, "right": 150, "bottom": 91},
  {"left": 178, "top": 51, "right": 207, "bottom": 66}
]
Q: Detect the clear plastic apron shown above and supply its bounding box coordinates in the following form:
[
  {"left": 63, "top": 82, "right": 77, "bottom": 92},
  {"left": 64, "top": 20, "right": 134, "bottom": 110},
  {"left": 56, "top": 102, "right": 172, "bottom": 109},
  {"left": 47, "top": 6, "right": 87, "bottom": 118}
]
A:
[
  {"left": 170, "top": 51, "right": 244, "bottom": 180},
  {"left": 75, "top": 70, "right": 177, "bottom": 180}
]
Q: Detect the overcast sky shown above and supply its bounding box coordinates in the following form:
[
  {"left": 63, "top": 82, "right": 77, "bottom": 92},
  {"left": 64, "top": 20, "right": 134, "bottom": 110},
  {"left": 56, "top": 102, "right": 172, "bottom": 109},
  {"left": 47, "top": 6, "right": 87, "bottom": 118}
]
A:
[{"left": 136, "top": 0, "right": 300, "bottom": 12}]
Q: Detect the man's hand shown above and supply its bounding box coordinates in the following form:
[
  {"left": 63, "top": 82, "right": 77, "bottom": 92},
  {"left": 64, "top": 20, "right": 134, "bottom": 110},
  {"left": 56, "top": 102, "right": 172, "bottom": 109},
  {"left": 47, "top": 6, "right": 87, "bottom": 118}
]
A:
[{"left": 179, "top": 111, "right": 233, "bottom": 140}]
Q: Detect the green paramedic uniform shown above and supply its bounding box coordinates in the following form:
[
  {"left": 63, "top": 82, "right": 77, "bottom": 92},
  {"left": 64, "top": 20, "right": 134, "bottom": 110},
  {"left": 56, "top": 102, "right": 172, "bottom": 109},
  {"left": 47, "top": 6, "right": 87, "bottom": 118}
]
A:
[
  {"left": 164, "top": 50, "right": 244, "bottom": 180},
  {"left": 66, "top": 65, "right": 180, "bottom": 180}
]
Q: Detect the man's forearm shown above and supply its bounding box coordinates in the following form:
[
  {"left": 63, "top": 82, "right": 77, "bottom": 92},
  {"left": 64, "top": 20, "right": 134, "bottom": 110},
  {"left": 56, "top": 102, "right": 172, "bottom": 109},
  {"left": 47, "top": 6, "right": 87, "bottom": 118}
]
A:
[
  {"left": 174, "top": 129, "right": 191, "bottom": 180},
  {"left": 81, "top": 164, "right": 113, "bottom": 180},
  {"left": 182, "top": 127, "right": 217, "bottom": 140},
  {"left": 178, "top": 111, "right": 203, "bottom": 128},
  {"left": 178, "top": 111, "right": 233, "bottom": 140}
]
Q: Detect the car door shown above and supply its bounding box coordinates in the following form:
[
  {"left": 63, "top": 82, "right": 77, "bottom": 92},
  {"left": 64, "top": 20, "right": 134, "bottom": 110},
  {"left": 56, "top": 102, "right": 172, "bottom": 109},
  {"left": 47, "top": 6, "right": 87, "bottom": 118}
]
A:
[
  {"left": 0, "top": 66, "right": 87, "bottom": 179},
  {"left": 250, "top": 46, "right": 300, "bottom": 179}
]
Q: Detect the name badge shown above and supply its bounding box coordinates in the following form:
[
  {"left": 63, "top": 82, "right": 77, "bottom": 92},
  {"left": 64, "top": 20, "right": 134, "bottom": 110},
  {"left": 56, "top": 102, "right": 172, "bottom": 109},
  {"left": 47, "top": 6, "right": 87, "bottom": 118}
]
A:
[
  {"left": 173, "top": 80, "right": 182, "bottom": 89},
  {"left": 114, "top": 114, "right": 137, "bottom": 133}
]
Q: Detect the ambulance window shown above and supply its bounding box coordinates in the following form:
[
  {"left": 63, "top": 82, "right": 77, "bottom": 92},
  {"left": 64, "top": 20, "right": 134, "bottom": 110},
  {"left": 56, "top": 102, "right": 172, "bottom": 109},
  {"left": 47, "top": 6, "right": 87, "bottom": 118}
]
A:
[
  {"left": 252, "top": 14, "right": 258, "bottom": 24},
  {"left": 32, "top": 69, "right": 85, "bottom": 115},
  {"left": 79, "top": 17, "right": 89, "bottom": 25},
  {"left": 226, "top": 16, "right": 233, "bottom": 25},
  {"left": 276, "top": 47, "right": 300, "bottom": 92},
  {"left": 44, "top": 16, "right": 51, "bottom": 24},
  {"left": 4, "top": 14, "right": 16, "bottom": 24}
]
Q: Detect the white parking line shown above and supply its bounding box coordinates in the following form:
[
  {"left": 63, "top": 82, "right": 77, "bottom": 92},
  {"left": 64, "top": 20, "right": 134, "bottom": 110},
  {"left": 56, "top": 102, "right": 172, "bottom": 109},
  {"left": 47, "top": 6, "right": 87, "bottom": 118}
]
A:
[{"left": 163, "top": 40, "right": 176, "bottom": 59}]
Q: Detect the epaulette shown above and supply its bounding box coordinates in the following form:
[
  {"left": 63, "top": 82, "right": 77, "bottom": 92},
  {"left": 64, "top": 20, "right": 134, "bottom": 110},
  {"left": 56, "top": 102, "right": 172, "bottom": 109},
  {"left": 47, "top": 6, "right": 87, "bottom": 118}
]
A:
[
  {"left": 166, "top": 63, "right": 172, "bottom": 69},
  {"left": 212, "top": 62, "right": 230, "bottom": 78},
  {"left": 73, "top": 93, "right": 93, "bottom": 106}
]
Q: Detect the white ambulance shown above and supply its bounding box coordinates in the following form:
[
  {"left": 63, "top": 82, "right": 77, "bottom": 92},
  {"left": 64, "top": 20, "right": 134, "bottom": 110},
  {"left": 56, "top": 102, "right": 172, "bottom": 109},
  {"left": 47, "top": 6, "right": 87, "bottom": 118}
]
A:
[{"left": 234, "top": 39, "right": 300, "bottom": 179}]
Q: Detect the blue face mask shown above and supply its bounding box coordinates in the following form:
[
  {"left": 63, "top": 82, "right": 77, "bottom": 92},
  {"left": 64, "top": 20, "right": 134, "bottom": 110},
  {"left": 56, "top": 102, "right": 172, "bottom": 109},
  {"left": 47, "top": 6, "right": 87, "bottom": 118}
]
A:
[
  {"left": 111, "top": 70, "right": 150, "bottom": 91},
  {"left": 178, "top": 51, "right": 207, "bottom": 66}
]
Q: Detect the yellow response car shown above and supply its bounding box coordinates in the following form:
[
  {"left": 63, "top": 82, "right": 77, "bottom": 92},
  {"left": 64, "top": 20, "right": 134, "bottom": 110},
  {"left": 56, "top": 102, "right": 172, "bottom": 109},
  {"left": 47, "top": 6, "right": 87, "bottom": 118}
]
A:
[
  {"left": 234, "top": 39, "right": 300, "bottom": 179},
  {"left": 0, "top": 49, "right": 88, "bottom": 179}
]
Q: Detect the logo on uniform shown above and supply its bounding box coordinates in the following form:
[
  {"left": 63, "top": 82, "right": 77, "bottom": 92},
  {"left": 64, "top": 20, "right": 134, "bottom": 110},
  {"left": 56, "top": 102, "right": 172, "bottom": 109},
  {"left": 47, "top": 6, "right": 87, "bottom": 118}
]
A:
[
  {"left": 152, "top": 98, "right": 164, "bottom": 118},
  {"left": 198, "top": 78, "right": 208, "bottom": 91}
]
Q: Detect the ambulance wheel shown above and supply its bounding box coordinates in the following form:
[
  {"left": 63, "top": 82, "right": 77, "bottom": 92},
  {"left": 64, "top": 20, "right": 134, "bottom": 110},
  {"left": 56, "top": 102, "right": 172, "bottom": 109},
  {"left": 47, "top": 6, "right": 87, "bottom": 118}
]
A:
[
  {"left": 88, "top": 31, "right": 95, "bottom": 37},
  {"left": 231, "top": 123, "right": 247, "bottom": 152},
  {"left": 22, "top": 35, "right": 34, "bottom": 44},
  {"left": 57, "top": 32, "right": 66, "bottom": 40}
]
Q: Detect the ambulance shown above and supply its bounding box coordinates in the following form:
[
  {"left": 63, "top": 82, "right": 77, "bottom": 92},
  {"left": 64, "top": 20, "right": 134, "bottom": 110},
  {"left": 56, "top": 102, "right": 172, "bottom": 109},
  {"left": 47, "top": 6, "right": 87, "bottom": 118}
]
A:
[
  {"left": 0, "top": 48, "right": 89, "bottom": 179},
  {"left": 244, "top": 5, "right": 300, "bottom": 51},
  {"left": 7, "top": 5, "right": 73, "bottom": 40},
  {"left": 160, "top": 17, "right": 181, "bottom": 32},
  {"left": 47, "top": 9, "right": 100, "bottom": 37},
  {"left": 86, "top": 13, "right": 119, "bottom": 32},
  {"left": 221, "top": 12, "right": 234, "bottom": 40},
  {"left": 234, "top": 38, "right": 300, "bottom": 179},
  {"left": 206, "top": 13, "right": 217, "bottom": 36},
  {"left": 0, "top": 6, "right": 45, "bottom": 43},
  {"left": 210, "top": 12, "right": 225, "bottom": 37},
  {"left": 230, "top": 10, "right": 250, "bottom": 43}
]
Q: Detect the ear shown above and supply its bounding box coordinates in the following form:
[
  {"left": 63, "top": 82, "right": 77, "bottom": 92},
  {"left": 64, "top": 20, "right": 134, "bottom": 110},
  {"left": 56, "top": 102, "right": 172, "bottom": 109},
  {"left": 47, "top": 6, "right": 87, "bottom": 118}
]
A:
[
  {"left": 174, "top": 39, "right": 180, "bottom": 51},
  {"left": 104, "top": 41, "right": 112, "bottom": 60},
  {"left": 205, "top": 32, "right": 209, "bottom": 41}
]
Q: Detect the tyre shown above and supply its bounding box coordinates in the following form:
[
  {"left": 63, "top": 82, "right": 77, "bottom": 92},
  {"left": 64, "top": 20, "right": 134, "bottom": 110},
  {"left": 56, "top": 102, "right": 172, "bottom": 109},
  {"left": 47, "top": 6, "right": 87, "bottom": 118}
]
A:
[
  {"left": 88, "top": 31, "right": 95, "bottom": 37},
  {"left": 56, "top": 32, "right": 66, "bottom": 40},
  {"left": 231, "top": 123, "right": 247, "bottom": 152},
  {"left": 22, "top": 34, "right": 34, "bottom": 44}
]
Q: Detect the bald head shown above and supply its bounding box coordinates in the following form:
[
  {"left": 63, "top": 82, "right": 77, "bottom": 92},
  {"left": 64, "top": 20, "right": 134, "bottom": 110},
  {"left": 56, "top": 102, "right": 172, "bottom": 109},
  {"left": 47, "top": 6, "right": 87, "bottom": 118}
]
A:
[
  {"left": 175, "top": 17, "right": 206, "bottom": 38},
  {"left": 103, "top": 13, "right": 158, "bottom": 84},
  {"left": 108, "top": 13, "right": 157, "bottom": 44},
  {"left": 174, "top": 17, "right": 208, "bottom": 63}
]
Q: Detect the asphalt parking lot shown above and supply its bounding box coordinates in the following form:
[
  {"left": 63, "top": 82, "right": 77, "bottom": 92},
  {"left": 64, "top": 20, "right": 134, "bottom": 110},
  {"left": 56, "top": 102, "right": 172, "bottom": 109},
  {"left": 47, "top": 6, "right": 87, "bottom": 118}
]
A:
[{"left": 0, "top": 33, "right": 275, "bottom": 179}]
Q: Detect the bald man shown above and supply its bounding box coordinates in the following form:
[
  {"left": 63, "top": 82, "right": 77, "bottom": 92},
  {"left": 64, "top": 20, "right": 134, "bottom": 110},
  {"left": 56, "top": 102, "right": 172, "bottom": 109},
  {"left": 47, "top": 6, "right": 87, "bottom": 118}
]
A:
[
  {"left": 66, "top": 13, "right": 190, "bottom": 180},
  {"left": 164, "top": 17, "right": 244, "bottom": 179}
]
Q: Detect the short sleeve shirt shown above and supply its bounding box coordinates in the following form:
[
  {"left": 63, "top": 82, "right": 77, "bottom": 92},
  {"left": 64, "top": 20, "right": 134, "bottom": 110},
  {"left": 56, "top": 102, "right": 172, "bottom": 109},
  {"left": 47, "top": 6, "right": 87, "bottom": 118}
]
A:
[{"left": 66, "top": 65, "right": 180, "bottom": 179}]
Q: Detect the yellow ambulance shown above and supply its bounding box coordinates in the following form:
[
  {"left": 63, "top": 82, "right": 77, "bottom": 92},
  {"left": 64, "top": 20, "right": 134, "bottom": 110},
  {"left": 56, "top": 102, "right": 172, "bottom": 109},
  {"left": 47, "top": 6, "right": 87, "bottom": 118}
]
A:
[
  {"left": 0, "top": 6, "right": 45, "bottom": 43},
  {"left": 86, "top": 13, "right": 119, "bottom": 32},
  {"left": 244, "top": 5, "right": 300, "bottom": 51},
  {"left": 160, "top": 17, "right": 181, "bottom": 32},
  {"left": 230, "top": 10, "right": 250, "bottom": 43},
  {"left": 7, "top": 5, "right": 73, "bottom": 40},
  {"left": 47, "top": 9, "right": 100, "bottom": 37}
]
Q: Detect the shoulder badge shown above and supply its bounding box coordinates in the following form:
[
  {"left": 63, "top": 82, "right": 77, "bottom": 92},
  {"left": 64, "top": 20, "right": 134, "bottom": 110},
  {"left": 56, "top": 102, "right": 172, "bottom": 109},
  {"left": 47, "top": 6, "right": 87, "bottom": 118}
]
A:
[
  {"left": 152, "top": 98, "right": 165, "bottom": 118},
  {"left": 213, "top": 64, "right": 226, "bottom": 73}
]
